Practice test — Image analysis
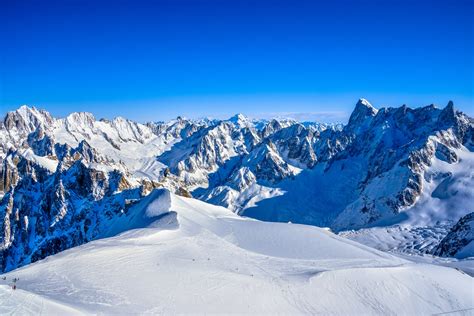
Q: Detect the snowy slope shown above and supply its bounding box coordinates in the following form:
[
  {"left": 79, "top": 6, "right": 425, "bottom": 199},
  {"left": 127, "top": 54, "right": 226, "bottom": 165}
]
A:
[{"left": 0, "top": 190, "right": 473, "bottom": 315}]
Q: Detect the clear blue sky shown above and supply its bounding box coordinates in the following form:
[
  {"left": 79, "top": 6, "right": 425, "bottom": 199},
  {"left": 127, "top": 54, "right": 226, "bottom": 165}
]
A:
[{"left": 1, "top": 0, "right": 473, "bottom": 122}]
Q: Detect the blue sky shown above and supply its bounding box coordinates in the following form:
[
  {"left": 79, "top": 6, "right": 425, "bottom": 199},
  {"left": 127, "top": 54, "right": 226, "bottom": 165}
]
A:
[{"left": 1, "top": 0, "right": 473, "bottom": 122}]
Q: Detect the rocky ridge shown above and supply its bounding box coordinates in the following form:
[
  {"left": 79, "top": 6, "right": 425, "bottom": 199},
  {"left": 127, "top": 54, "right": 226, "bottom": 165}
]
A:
[{"left": 1, "top": 99, "right": 473, "bottom": 271}]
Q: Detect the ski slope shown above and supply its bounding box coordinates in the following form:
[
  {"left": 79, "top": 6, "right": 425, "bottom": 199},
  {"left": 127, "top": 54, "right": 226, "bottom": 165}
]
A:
[{"left": 0, "top": 190, "right": 473, "bottom": 315}]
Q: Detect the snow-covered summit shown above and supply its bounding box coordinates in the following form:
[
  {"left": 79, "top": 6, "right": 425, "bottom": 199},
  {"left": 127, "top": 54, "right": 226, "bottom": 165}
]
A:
[
  {"left": 227, "top": 113, "right": 258, "bottom": 130},
  {"left": 346, "top": 98, "right": 378, "bottom": 132},
  {"left": 358, "top": 97, "right": 376, "bottom": 111}
]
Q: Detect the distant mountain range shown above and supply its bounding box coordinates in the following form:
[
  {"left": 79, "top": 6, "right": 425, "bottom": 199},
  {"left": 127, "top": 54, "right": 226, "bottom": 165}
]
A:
[{"left": 1, "top": 99, "right": 473, "bottom": 271}]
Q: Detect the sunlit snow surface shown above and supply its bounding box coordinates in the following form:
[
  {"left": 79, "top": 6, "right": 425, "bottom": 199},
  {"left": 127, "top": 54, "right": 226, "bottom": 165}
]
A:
[{"left": 1, "top": 190, "right": 473, "bottom": 315}]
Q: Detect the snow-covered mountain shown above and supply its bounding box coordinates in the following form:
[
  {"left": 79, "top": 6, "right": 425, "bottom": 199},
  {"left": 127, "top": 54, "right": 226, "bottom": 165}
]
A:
[
  {"left": 0, "top": 189, "right": 472, "bottom": 314},
  {"left": 1, "top": 99, "right": 473, "bottom": 272}
]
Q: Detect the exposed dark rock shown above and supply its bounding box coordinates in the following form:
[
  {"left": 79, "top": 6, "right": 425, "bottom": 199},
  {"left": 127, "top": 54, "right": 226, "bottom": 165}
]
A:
[{"left": 433, "top": 212, "right": 474, "bottom": 258}]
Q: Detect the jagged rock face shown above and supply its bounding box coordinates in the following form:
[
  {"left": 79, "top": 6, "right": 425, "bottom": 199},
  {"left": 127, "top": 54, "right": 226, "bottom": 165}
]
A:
[
  {"left": 158, "top": 117, "right": 336, "bottom": 191},
  {"left": 0, "top": 148, "right": 141, "bottom": 272},
  {"left": 146, "top": 117, "right": 207, "bottom": 141},
  {"left": 261, "top": 119, "right": 284, "bottom": 138},
  {"left": 0, "top": 147, "right": 191, "bottom": 272},
  {"left": 242, "top": 141, "right": 297, "bottom": 183},
  {"left": 433, "top": 212, "right": 474, "bottom": 259},
  {"left": 0, "top": 152, "right": 51, "bottom": 196},
  {"left": 270, "top": 124, "right": 317, "bottom": 168},
  {"left": 0, "top": 156, "right": 19, "bottom": 193},
  {"left": 27, "top": 125, "right": 56, "bottom": 157},
  {"left": 158, "top": 121, "right": 259, "bottom": 188},
  {"left": 228, "top": 167, "right": 257, "bottom": 191}
]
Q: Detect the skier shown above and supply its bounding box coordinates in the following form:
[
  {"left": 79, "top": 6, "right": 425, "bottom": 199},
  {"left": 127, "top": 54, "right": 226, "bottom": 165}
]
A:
[{"left": 11, "top": 278, "right": 18, "bottom": 290}]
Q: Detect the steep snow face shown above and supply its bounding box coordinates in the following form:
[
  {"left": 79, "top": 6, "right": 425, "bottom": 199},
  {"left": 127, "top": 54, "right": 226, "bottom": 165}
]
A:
[
  {"left": 433, "top": 212, "right": 474, "bottom": 259},
  {"left": 0, "top": 190, "right": 472, "bottom": 315}
]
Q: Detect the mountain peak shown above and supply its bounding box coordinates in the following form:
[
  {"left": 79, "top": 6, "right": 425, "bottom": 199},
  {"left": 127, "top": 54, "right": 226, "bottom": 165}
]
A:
[
  {"left": 443, "top": 100, "right": 456, "bottom": 115},
  {"left": 229, "top": 113, "right": 248, "bottom": 122},
  {"left": 65, "top": 111, "right": 96, "bottom": 126},
  {"left": 3, "top": 105, "right": 54, "bottom": 133},
  {"left": 17, "top": 104, "right": 37, "bottom": 112},
  {"left": 356, "top": 98, "right": 377, "bottom": 113},
  {"left": 438, "top": 100, "right": 457, "bottom": 125},
  {"left": 15, "top": 104, "right": 47, "bottom": 119},
  {"left": 228, "top": 113, "right": 252, "bottom": 127},
  {"left": 346, "top": 98, "right": 378, "bottom": 131}
]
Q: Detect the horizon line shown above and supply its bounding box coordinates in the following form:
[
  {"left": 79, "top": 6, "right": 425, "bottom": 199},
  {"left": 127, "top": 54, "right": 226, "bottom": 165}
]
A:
[{"left": 2, "top": 103, "right": 471, "bottom": 127}]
